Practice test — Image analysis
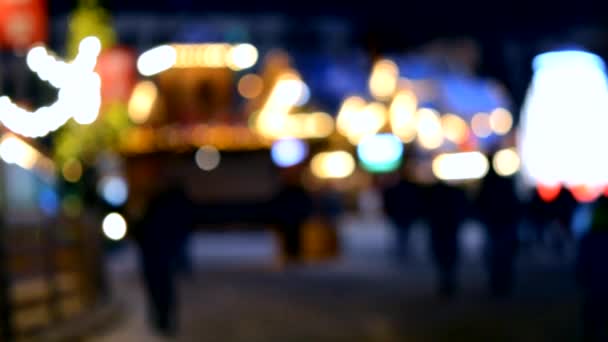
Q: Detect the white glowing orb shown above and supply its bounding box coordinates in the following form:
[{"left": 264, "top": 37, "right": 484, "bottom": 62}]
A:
[
  {"left": 492, "top": 148, "right": 520, "bottom": 177},
  {"left": 519, "top": 50, "right": 608, "bottom": 190},
  {"left": 310, "top": 151, "right": 355, "bottom": 179},
  {"left": 137, "top": 45, "right": 177, "bottom": 76},
  {"left": 98, "top": 176, "right": 129, "bottom": 207},
  {"left": 227, "top": 44, "right": 258, "bottom": 71},
  {"left": 357, "top": 133, "right": 403, "bottom": 173},
  {"left": 0, "top": 135, "right": 38, "bottom": 170},
  {"left": 195, "top": 145, "right": 221, "bottom": 171},
  {"left": 432, "top": 151, "right": 489, "bottom": 181},
  {"left": 0, "top": 37, "right": 102, "bottom": 137},
  {"left": 102, "top": 212, "right": 127, "bottom": 241},
  {"left": 271, "top": 138, "right": 308, "bottom": 167}
]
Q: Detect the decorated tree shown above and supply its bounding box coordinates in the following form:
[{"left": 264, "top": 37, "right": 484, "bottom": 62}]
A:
[{"left": 54, "top": 0, "right": 134, "bottom": 170}]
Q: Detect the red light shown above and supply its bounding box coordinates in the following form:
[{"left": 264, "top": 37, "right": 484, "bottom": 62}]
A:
[
  {"left": 537, "top": 183, "right": 561, "bottom": 202},
  {"left": 569, "top": 185, "right": 602, "bottom": 203}
]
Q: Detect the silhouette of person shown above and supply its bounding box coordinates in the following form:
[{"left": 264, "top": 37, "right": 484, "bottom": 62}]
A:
[
  {"left": 271, "top": 167, "right": 314, "bottom": 262},
  {"left": 381, "top": 165, "right": 421, "bottom": 261},
  {"left": 576, "top": 196, "right": 608, "bottom": 342},
  {"left": 132, "top": 164, "right": 194, "bottom": 336},
  {"left": 477, "top": 162, "right": 521, "bottom": 297},
  {"left": 425, "top": 182, "right": 468, "bottom": 298}
]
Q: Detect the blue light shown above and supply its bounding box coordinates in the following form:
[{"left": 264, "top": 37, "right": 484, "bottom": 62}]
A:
[
  {"left": 38, "top": 188, "right": 59, "bottom": 216},
  {"left": 533, "top": 50, "right": 604, "bottom": 72},
  {"left": 99, "top": 176, "right": 129, "bottom": 207},
  {"left": 271, "top": 138, "right": 308, "bottom": 168},
  {"left": 357, "top": 133, "right": 404, "bottom": 173}
]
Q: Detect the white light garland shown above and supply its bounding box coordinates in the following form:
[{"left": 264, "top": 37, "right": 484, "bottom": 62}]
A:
[{"left": 0, "top": 36, "right": 102, "bottom": 138}]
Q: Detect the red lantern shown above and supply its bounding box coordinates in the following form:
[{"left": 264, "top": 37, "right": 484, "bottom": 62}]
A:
[
  {"left": 569, "top": 184, "right": 602, "bottom": 203},
  {"left": 0, "top": 0, "right": 47, "bottom": 50},
  {"left": 537, "top": 183, "right": 561, "bottom": 202},
  {"left": 95, "top": 47, "right": 137, "bottom": 103}
]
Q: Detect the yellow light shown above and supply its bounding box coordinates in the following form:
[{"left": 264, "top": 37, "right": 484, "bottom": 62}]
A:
[
  {"left": 337, "top": 96, "right": 367, "bottom": 137},
  {"left": 347, "top": 102, "right": 388, "bottom": 144},
  {"left": 441, "top": 114, "right": 468, "bottom": 144},
  {"left": 310, "top": 151, "right": 355, "bottom": 179},
  {"left": 102, "top": 212, "right": 127, "bottom": 241},
  {"left": 307, "top": 112, "right": 335, "bottom": 138},
  {"left": 369, "top": 59, "right": 399, "bottom": 100},
  {"left": 489, "top": 108, "right": 513, "bottom": 135},
  {"left": 128, "top": 81, "right": 158, "bottom": 124},
  {"left": 389, "top": 90, "right": 418, "bottom": 142},
  {"left": 227, "top": 44, "right": 258, "bottom": 71},
  {"left": 432, "top": 151, "right": 489, "bottom": 181},
  {"left": 62, "top": 159, "right": 83, "bottom": 183},
  {"left": 471, "top": 112, "right": 492, "bottom": 138},
  {"left": 492, "top": 148, "right": 520, "bottom": 177},
  {"left": 238, "top": 74, "right": 264, "bottom": 99},
  {"left": 416, "top": 108, "right": 444, "bottom": 150},
  {"left": 285, "top": 112, "right": 335, "bottom": 139},
  {"left": 254, "top": 72, "right": 309, "bottom": 139},
  {"left": 204, "top": 44, "right": 230, "bottom": 67},
  {"left": 0, "top": 135, "right": 38, "bottom": 170}
]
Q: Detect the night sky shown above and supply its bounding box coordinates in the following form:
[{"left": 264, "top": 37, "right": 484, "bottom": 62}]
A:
[{"left": 48, "top": 0, "right": 608, "bottom": 102}]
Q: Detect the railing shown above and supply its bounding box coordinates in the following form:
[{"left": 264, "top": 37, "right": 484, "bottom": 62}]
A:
[{"left": 0, "top": 215, "right": 108, "bottom": 341}]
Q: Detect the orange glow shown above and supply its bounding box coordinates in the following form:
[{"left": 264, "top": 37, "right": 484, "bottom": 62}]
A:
[
  {"left": 569, "top": 185, "right": 602, "bottom": 203},
  {"left": 237, "top": 74, "right": 264, "bottom": 99},
  {"left": 537, "top": 183, "right": 561, "bottom": 202},
  {"left": 441, "top": 114, "right": 468, "bottom": 144},
  {"left": 389, "top": 90, "right": 418, "bottom": 143},
  {"left": 369, "top": 59, "right": 399, "bottom": 100},
  {"left": 471, "top": 112, "right": 492, "bottom": 138}
]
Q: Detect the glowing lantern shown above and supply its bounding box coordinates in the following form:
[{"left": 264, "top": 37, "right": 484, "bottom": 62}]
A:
[{"left": 520, "top": 50, "right": 608, "bottom": 201}]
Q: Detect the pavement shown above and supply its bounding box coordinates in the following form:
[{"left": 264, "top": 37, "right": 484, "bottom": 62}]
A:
[{"left": 88, "top": 214, "right": 581, "bottom": 342}]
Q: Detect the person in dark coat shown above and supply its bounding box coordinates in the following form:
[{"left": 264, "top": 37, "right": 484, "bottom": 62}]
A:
[
  {"left": 271, "top": 166, "right": 314, "bottom": 262},
  {"left": 477, "top": 164, "right": 521, "bottom": 297},
  {"left": 132, "top": 178, "right": 194, "bottom": 336},
  {"left": 381, "top": 167, "right": 421, "bottom": 261},
  {"left": 576, "top": 196, "right": 608, "bottom": 341},
  {"left": 425, "top": 182, "right": 468, "bottom": 298}
]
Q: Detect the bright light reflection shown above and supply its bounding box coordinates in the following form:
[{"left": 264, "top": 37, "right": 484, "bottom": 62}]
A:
[
  {"left": 416, "top": 108, "right": 444, "bottom": 150},
  {"left": 271, "top": 138, "right": 308, "bottom": 167},
  {"left": 489, "top": 108, "right": 513, "bottom": 135},
  {"left": 492, "top": 148, "right": 520, "bottom": 177},
  {"left": 357, "top": 133, "right": 403, "bottom": 173},
  {"left": 128, "top": 81, "right": 157, "bottom": 124},
  {"left": 227, "top": 44, "right": 258, "bottom": 71},
  {"left": 102, "top": 212, "right": 127, "bottom": 241},
  {"left": 520, "top": 50, "right": 608, "bottom": 191},
  {"left": 369, "top": 59, "right": 399, "bottom": 100},
  {"left": 310, "top": 151, "right": 355, "bottom": 179},
  {"left": 137, "top": 45, "right": 176, "bottom": 76},
  {"left": 441, "top": 114, "right": 468, "bottom": 144},
  {"left": 432, "top": 151, "right": 489, "bottom": 181},
  {"left": 0, "top": 135, "right": 39, "bottom": 170},
  {"left": 389, "top": 90, "right": 418, "bottom": 143}
]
